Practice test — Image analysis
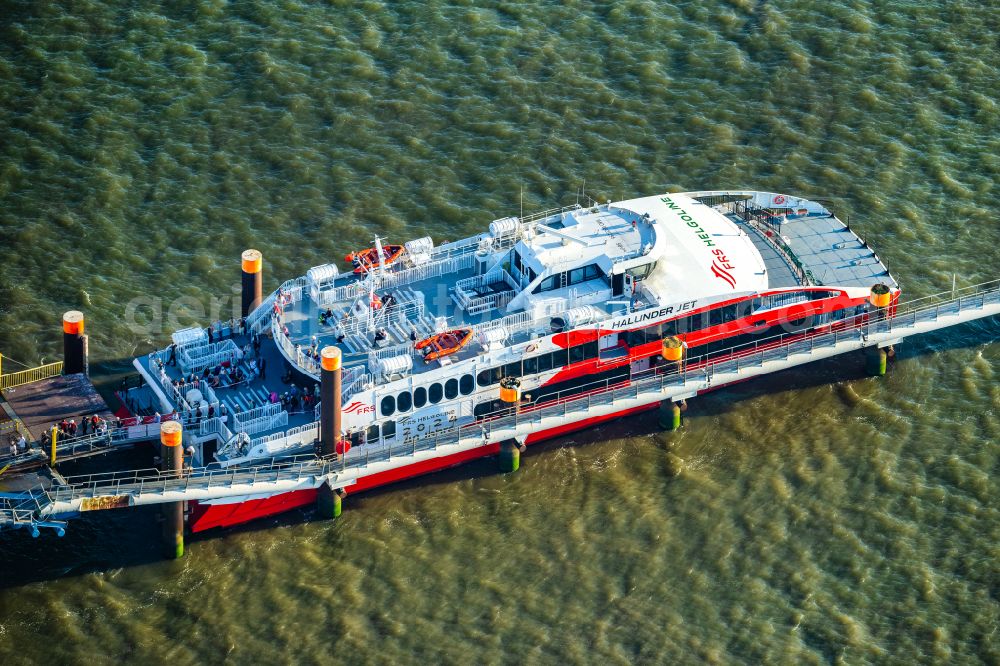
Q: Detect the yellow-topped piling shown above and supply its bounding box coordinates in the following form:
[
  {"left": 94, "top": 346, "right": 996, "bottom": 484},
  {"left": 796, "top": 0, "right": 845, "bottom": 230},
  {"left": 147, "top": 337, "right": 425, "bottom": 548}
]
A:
[
  {"left": 62, "top": 311, "right": 87, "bottom": 375},
  {"left": 320, "top": 346, "right": 343, "bottom": 457}
]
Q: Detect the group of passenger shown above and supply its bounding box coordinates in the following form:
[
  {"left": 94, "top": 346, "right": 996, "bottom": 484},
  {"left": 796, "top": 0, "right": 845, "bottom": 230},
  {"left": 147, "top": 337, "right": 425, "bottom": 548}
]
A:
[
  {"left": 6, "top": 433, "right": 27, "bottom": 458},
  {"left": 55, "top": 414, "right": 110, "bottom": 440},
  {"left": 277, "top": 384, "right": 317, "bottom": 414},
  {"left": 172, "top": 362, "right": 248, "bottom": 391}
]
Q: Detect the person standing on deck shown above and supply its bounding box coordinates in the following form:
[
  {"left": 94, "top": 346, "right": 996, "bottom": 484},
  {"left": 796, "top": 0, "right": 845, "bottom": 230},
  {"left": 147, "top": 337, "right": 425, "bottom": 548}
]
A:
[
  {"left": 168, "top": 343, "right": 177, "bottom": 366},
  {"left": 80, "top": 416, "right": 89, "bottom": 436},
  {"left": 207, "top": 325, "right": 214, "bottom": 344},
  {"left": 259, "top": 357, "right": 266, "bottom": 381}
]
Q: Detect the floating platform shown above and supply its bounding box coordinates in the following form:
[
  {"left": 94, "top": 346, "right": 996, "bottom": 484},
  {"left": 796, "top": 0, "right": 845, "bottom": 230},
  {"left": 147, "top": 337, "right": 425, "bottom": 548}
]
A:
[{"left": 1, "top": 373, "right": 113, "bottom": 441}]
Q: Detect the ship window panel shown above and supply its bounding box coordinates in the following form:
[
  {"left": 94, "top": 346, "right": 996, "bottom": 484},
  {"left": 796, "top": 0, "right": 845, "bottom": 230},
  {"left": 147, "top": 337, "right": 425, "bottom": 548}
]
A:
[
  {"left": 503, "top": 362, "right": 521, "bottom": 378},
  {"left": 477, "top": 370, "right": 492, "bottom": 387},
  {"left": 397, "top": 391, "right": 412, "bottom": 412},
  {"left": 583, "top": 341, "right": 598, "bottom": 359},
  {"left": 413, "top": 386, "right": 427, "bottom": 409},
  {"left": 584, "top": 264, "right": 601, "bottom": 280},
  {"left": 380, "top": 395, "right": 396, "bottom": 417},
  {"left": 445, "top": 378, "right": 459, "bottom": 399},
  {"left": 460, "top": 374, "right": 475, "bottom": 395},
  {"left": 550, "top": 348, "right": 568, "bottom": 368},
  {"left": 527, "top": 267, "right": 537, "bottom": 282},
  {"left": 523, "top": 356, "right": 538, "bottom": 375},
  {"left": 661, "top": 320, "right": 678, "bottom": 337},
  {"left": 626, "top": 262, "right": 656, "bottom": 280},
  {"left": 538, "top": 352, "right": 554, "bottom": 373},
  {"left": 366, "top": 424, "right": 380, "bottom": 443},
  {"left": 474, "top": 401, "right": 497, "bottom": 417},
  {"left": 534, "top": 275, "right": 558, "bottom": 293},
  {"left": 383, "top": 420, "right": 396, "bottom": 439},
  {"left": 569, "top": 267, "right": 585, "bottom": 285},
  {"left": 734, "top": 300, "right": 754, "bottom": 320},
  {"left": 429, "top": 383, "right": 443, "bottom": 404},
  {"left": 569, "top": 345, "right": 585, "bottom": 364}
]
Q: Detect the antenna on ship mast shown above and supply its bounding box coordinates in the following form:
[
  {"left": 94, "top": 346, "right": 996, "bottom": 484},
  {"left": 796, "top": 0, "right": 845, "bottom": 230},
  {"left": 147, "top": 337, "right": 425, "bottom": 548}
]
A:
[{"left": 520, "top": 186, "right": 523, "bottom": 221}]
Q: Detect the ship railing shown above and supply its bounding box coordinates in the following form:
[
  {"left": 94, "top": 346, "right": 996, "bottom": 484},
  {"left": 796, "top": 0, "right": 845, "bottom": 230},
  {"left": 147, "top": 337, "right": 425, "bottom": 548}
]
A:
[
  {"left": 153, "top": 364, "right": 191, "bottom": 412},
  {"left": 340, "top": 296, "right": 425, "bottom": 337},
  {"left": 724, "top": 199, "right": 816, "bottom": 286},
  {"left": 230, "top": 402, "right": 282, "bottom": 433},
  {"left": 343, "top": 372, "right": 375, "bottom": 403},
  {"left": 178, "top": 340, "right": 242, "bottom": 375},
  {"left": 250, "top": 422, "right": 319, "bottom": 453},
  {"left": 233, "top": 410, "right": 289, "bottom": 437},
  {"left": 44, "top": 419, "right": 186, "bottom": 462},
  {"left": 465, "top": 290, "right": 517, "bottom": 316},
  {"left": 0, "top": 360, "right": 64, "bottom": 390},
  {"left": 893, "top": 278, "right": 1000, "bottom": 314},
  {"left": 245, "top": 292, "right": 277, "bottom": 335},
  {"left": 272, "top": 317, "right": 322, "bottom": 377},
  {"left": 375, "top": 253, "right": 476, "bottom": 291},
  {"left": 44, "top": 452, "right": 335, "bottom": 506},
  {"left": 368, "top": 342, "right": 412, "bottom": 364},
  {"left": 188, "top": 416, "right": 231, "bottom": 439},
  {"left": 518, "top": 203, "right": 583, "bottom": 227}
]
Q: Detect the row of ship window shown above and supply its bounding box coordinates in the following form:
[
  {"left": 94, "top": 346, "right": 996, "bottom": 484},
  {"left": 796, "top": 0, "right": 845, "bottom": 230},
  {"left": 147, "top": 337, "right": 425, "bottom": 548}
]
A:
[
  {"left": 380, "top": 374, "right": 475, "bottom": 417},
  {"left": 378, "top": 291, "right": 847, "bottom": 417}
]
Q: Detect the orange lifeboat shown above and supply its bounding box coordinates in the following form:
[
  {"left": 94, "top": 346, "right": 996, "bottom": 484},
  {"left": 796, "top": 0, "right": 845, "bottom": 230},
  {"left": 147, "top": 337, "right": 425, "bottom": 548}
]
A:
[
  {"left": 345, "top": 244, "right": 405, "bottom": 274},
  {"left": 415, "top": 328, "right": 474, "bottom": 363}
]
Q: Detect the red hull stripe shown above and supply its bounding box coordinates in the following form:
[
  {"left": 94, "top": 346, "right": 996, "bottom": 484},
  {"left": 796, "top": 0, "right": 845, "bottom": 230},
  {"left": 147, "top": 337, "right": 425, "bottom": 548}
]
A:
[{"left": 190, "top": 401, "right": 661, "bottom": 532}]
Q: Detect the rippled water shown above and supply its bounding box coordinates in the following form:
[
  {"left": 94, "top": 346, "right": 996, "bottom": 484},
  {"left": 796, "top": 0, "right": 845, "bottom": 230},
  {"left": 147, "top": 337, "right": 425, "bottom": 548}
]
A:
[{"left": 1, "top": 1, "right": 998, "bottom": 663}]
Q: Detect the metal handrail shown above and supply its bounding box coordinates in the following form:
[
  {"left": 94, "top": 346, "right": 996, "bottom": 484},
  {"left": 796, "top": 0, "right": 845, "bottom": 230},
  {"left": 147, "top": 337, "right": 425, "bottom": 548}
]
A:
[{"left": 0, "top": 361, "right": 64, "bottom": 390}]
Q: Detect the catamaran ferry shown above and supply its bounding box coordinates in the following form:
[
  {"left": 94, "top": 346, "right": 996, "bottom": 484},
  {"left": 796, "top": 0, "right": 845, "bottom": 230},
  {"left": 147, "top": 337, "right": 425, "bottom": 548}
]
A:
[{"left": 130, "top": 191, "right": 898, "bottom": 531}]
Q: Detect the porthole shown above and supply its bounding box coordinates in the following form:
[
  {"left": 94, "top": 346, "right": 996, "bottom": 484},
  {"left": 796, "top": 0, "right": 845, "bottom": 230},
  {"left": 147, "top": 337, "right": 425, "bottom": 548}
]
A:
[{"left": 380, "top": 395, "right": 395, "bottom": 417}]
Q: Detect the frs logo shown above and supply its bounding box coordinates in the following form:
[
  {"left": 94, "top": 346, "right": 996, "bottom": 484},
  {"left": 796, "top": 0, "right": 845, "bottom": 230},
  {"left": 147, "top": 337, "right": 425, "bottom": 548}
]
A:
[
  {"left": 343, "top": 401, "right": 375, "bottom": 415},
  {"left": 711, "top": 249, "right": 737, "bottom": 288}
]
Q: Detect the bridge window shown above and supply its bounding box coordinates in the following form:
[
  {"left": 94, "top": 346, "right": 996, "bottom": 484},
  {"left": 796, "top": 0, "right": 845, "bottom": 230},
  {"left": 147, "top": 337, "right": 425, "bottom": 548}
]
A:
[
  {"left": 380, "top": 395, "right": 395, "bottom": 417},
  {"left": 397, "top": 391, "right": 412, "bottom": 413},
  {"left": 460, "top": 374, "right": 475, "bottom": 395},
  {"left": 429, "top": 383, "right": 443, "bottom": 404},
  {"left": 445, "top": 378, "right": 459, "bottom": 399},
  {"left": 625, "top": 262, "right": 656, "bottom": 280},
  {"left": 533, "top": 275, "right": 559, "bottom": 293},
  {"left": 413, "top": 386, "right": 427, "bottom": 409}
]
